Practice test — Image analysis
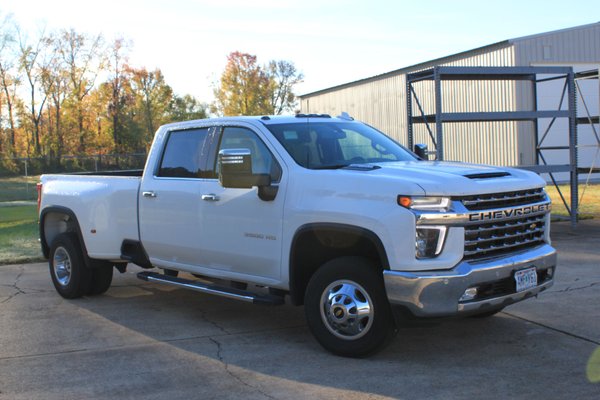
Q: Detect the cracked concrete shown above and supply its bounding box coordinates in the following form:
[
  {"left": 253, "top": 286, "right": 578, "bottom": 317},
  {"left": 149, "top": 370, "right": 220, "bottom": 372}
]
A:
[
  {"left": 209, "top": 336, "right": 279, "bottom": 400},
  {"left": 0, "top": 220, "right": 599, "bottom": 399},
  {"left": 550, "top": 281, "right": 600, "bottom": 293},
  {"left": 0, "top": 265, "right": 25, "bottom": 304}
]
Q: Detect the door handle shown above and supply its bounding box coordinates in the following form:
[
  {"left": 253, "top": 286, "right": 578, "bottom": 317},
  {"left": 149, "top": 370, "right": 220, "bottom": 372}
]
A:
[
  {"left": 142, "top": 191, "right": 157, "bottom": 198},
  {"left": 201, "top": 194, "right": 220, "bottom": 202}
]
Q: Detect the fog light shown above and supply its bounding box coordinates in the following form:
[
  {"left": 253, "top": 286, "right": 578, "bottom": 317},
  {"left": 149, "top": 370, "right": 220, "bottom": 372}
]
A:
[
  {"left": 415, "top": 226, "right": 447, "bottom": 259},
  {"left": 546, "top": 267, "right": 554, "bottom": 278},
  {"left": 460, "top": 287, "right": 478, "bottom": 302}
]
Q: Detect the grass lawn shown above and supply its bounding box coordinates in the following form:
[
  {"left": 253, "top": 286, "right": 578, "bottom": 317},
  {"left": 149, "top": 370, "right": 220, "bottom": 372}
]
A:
[
  {"left": 0, "top": 205, "right": 44, "bottom": 265},
  {"left": 0, "top": 176, "right": 39, "bottom": 202},
  {"left": 545, "top": 182, "right": 600, "bottom": 219}
]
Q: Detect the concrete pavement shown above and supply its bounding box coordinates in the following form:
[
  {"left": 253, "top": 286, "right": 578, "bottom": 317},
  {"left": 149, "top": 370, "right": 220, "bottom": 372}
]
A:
[{"left": 1, "top": 220, "right": 599, "bottom": 399}]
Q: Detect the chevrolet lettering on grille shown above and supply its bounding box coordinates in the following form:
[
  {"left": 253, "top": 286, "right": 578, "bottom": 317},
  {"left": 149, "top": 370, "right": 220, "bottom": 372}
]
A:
[{"left": 468, "top": 203, "right": 550, "bottom": 222}]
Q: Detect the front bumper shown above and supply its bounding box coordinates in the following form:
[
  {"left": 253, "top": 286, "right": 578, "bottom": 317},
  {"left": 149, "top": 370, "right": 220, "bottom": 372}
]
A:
[{"left": 383, "top": 244, "right": 557, "bottom": 317}]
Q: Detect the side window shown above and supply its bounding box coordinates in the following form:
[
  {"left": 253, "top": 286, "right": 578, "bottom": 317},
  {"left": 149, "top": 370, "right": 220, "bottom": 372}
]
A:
[
  {"left": 217, "top": 127, "right": 282, "bottom": 182},
  {"left": 158, "top": 128, "right": 211, "bottom": 178}
]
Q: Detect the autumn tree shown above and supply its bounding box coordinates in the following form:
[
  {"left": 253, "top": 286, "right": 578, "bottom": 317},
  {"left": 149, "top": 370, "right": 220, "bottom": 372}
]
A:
[
  {"left": 129, "top": 67, "right": 173, "bottom": 146},
  {"left": 0, "top": 13, "right": 19, "bottom": 159},
  {"left": 17, "top": 26, "right": 51, "bottom": 156},
  {"left": 55, "top": 29, "right": 104, "bottom": 153},
  {"left": 267, "top": 60, "right": 303, "bottom": 115},
  {"left": 0, "top": 20, "right": 213, "bottom": 172},
  {"left": 106, "top": 37, "right": 131, "bottom": 154},
  {"left": 41, "top": 34, "right": 70, "bottom": 163},
  {"left": 213, "top": 51, "right": 271, "bottom": 116},
  {"left": 87, "top": 81, "right": 114, "bottom": 154},
  {"left": 213, "top": 52, "right": 303, "bottom": 116}
]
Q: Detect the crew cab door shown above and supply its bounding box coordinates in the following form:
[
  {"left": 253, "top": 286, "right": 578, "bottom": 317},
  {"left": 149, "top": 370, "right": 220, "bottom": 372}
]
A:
[
  {"left": 138, "top": 123, "right": 285, "bottom": 282},
  {"left": 196, "top": 125, "right": 285, "bottom": 280},
  {"left": 138, "top": 126, "right": 217, "bottom": 268}
]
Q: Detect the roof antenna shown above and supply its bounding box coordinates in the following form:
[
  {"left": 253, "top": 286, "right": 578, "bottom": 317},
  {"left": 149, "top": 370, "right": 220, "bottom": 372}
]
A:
[{"left": 337, "top": 112, "right": 354, "bottom": 121}]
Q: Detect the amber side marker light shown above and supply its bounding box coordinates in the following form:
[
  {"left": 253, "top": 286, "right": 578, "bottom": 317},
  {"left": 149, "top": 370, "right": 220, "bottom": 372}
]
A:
[
  {"left": 397, "top": 196, "right": 412, "bottom": 208},
  {"left": 36, "top": 183, "right": 43, "bottom": 214}
]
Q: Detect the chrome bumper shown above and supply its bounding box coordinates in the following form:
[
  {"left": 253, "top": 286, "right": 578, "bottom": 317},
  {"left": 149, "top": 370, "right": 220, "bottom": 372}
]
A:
[{"left": 383, "top": 244, "right": 557, "bottom": 317}]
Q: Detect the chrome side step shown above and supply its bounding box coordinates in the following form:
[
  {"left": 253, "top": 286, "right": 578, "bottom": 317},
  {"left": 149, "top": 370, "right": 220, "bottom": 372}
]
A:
[{"left": 136, "top": 271, "right": 284, "bottom": 306}]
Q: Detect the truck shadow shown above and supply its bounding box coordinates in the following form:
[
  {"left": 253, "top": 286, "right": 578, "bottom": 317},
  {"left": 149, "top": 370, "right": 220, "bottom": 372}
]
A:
[{"left": 68, "top": 267, "right": 589, "bottom": 399}]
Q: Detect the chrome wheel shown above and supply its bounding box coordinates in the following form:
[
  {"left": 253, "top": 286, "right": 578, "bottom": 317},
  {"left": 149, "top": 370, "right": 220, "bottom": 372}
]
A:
[
  {"left": 53, "top": 246, "right": 72, "bottom": 286},
  {"left": 320, "top": 279, "right": 374, "bottom": 340}
]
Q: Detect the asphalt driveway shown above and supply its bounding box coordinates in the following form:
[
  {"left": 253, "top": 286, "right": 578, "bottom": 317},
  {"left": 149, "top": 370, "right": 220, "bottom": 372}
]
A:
[{"left": 1, "top": 220, "right": 599, "bottom": 399}]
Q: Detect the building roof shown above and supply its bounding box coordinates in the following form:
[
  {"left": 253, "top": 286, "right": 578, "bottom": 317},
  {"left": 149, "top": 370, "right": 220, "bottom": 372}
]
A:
[{"left": 300, "top": 22, "right": 600, "bottom": 99}]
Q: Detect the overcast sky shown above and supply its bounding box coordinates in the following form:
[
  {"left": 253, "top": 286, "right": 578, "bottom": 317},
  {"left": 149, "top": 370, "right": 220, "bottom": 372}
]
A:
[{"left": 2, "top": 0, "right": 598, "bottom": 102}]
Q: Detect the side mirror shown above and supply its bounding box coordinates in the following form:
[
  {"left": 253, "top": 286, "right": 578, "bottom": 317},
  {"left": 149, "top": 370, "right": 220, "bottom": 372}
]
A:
[
  {"left": 218, "top": 149, "right": 271, "bottom": 188},
  {"left": 414, "top": 144, "right": 428, "bottom": 160}
]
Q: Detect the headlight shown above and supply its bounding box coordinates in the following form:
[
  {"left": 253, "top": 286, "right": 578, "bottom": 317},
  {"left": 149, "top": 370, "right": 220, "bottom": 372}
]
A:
[
  {"left": 415, "top": 226, "right": 447, "bottom": 259},
  {"left": 398, "top": 196, "right": 451, "bottom": 212}
]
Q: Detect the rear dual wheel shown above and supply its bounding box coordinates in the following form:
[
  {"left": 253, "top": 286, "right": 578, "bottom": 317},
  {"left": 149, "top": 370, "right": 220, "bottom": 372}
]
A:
[{"left": 49, "top": 233, "right": 113, "bottom": 298}]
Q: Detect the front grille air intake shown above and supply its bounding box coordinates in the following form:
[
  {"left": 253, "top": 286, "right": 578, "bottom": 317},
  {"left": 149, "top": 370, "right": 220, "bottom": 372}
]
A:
[
  {"left": 460, "top": 188, "right": 546, "bottom": 211},
  {"left": 459, "top": 187, "right": 549, "bottom": 260},
  {"left": 464, "top": 214, "right": 546, "bottom": 260}
]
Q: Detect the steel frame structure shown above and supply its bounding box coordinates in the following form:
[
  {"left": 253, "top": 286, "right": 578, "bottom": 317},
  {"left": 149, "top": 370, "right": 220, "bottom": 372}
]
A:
[{"left": 406, "top": 66, "right": 581, "bottom": 226}]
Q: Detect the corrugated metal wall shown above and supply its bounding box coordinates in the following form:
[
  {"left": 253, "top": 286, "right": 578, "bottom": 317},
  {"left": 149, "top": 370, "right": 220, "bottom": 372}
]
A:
[
  {"left": 514, "top": 24, "right": 600, "bottom": 66},
  {"left": 301, "top": 46, "right": 521, "bottom": 166},
  {"left": 300, "top": 23, "right": 600, "bottom": 167},
  {"left": 513, "top": 23, "right": 600, "bottom": 166}
]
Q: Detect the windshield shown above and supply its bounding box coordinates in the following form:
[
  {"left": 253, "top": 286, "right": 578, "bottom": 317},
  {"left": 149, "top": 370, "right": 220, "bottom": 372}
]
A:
[{"left": 265, "top": 121, "right": 416, "bottom": 169}]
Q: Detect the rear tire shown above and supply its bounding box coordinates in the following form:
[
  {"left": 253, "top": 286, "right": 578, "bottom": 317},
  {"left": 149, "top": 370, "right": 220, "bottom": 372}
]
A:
[
  {"left": 49, "top": 233, "right": 92, "bottom": 299},
  {"left": 304, "top": 257, "right": 396, "bottom": 357},
  {"left": 88, "top": 265, "right": 113, "bottom": 295}
]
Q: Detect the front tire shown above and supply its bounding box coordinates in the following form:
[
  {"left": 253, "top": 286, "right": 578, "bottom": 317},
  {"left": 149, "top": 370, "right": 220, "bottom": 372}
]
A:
[
  {"left": 49, "top": 233, "right": 92, "bottom": 299},
  {"left": 304, "top": 257, "right": 396, "bottom": 357}
]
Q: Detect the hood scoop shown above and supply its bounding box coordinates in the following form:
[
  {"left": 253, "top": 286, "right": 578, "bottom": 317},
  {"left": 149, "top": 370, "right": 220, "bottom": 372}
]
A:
[{"left": 463, "top": 171, "right": 511, "bottom": 179}]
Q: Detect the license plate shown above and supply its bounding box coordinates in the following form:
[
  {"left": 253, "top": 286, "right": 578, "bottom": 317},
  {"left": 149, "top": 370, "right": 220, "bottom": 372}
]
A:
[{"left": 515, "top": 267, "right": 538, "bottom": 292}]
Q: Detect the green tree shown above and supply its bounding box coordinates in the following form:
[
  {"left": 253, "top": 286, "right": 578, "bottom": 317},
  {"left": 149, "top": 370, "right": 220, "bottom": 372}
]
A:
[{"left": 171, "top": 94, "right": 208, "bottom": 122}]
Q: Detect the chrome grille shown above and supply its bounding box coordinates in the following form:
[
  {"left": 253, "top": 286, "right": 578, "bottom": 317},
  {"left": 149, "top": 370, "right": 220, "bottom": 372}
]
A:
[
  {"left": 460, "top": 188, "right": 546, "bottom": 211},
  {"left": 464, "top": 214, "right": 547, "bottom": 260}
]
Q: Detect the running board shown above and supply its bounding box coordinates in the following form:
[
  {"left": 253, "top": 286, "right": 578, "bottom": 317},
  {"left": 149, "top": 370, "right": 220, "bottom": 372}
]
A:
[{"left": 136, "top": 271, "right": 284, "bottom": 306}]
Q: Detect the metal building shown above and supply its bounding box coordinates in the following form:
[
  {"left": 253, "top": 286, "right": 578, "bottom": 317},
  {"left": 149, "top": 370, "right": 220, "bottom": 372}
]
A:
[{"left": 299, "top": 22, "right": 600, "bottom": 171}]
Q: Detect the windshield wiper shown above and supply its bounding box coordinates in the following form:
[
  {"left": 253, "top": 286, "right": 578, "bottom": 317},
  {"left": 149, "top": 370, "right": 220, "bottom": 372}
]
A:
[
  {"left": 311, "top": 164, "right": 351, "bottom": 170},
  {"left": 311, "top": 163, "right": 381, "bottom": 171}
]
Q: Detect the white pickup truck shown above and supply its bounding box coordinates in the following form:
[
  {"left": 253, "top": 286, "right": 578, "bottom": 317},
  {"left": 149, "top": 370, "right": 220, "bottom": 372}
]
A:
[{"left": 38, "top": 114, "right": 556, "bottom": 356}]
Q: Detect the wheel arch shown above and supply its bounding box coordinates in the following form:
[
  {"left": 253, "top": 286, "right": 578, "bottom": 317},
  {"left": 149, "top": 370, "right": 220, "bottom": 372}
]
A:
[
  {"left": 288, "top": 223, "right": 390, "bottom": 306},
  {"left": 40, "top": 206, "right": 92, "bottom": 267}
]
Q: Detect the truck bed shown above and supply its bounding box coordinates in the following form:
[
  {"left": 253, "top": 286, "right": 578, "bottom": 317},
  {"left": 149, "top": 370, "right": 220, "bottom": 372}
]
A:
[
  {"left": 74, "top": 169, "right": 144, "bottom": 177},
  {"left": 40, "top": 173, "right": 141, "bottom": 261}
]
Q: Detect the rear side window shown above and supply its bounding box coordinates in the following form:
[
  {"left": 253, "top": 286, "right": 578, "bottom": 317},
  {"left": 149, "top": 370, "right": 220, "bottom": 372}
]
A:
[{"left": 158, "top": 128, "right": 211, "bottom": 178}]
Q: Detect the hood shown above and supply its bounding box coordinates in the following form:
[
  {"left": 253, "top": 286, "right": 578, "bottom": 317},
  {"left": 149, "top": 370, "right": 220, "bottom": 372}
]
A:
[{"left": 349, "top": 161, "right": 546, "bottom": 196}]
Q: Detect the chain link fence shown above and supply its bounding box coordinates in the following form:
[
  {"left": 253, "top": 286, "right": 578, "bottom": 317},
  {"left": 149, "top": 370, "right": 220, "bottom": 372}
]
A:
[{"left": 0, "top": 154, "right": 147, "bottom": 202}]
